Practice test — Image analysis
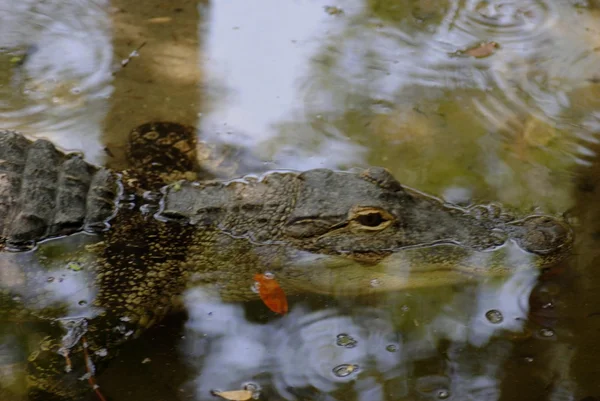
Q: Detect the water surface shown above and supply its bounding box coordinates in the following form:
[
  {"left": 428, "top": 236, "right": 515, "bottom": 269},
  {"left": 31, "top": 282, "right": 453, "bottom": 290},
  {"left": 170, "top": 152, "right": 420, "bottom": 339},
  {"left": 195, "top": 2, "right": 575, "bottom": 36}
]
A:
[{"left": 1, "top": 0, "right": 599, "bottom": 400}]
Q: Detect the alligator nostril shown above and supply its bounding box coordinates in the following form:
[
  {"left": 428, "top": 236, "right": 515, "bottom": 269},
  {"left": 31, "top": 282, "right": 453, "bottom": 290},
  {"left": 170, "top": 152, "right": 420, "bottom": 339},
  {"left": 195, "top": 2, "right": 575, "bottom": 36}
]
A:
[
  {"left": 489, "top": 229, "right": 508, "bottom": 247},
  {"left": 509, "top": 216, "right": 573, "bottom": 255}
]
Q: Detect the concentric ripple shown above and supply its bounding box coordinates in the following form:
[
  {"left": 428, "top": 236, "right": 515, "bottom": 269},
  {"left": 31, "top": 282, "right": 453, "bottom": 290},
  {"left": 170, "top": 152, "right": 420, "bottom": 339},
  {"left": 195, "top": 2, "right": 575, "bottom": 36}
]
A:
[
  {"left": 271, "top": 308, "right": 401, "bottom": 400},
  {"left": 0, "top": 0, "right": 113, "bottom": 161},
  {"left": 451, "top": 0, "right": 556, "bottom": 42},
  {"left": 464, "top": 0, "right": 600, "bottom": 166}
]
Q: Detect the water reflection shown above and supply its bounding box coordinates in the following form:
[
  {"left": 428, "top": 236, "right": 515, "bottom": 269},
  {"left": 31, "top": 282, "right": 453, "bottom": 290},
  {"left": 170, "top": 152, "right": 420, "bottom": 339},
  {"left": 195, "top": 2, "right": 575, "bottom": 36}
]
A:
[
  {"left": 199, "top": 0, "right": 367, "bottom": 171},
  {"left": 0, "top": 0, "right": 112, "bottom": 163},
  {"left": 183, "top": 267, "right": 538, "bottom": 401},
  {"left": 0, "top": 0, "right": 594, "bottom": 399},
  {"left": 209, "top": 0, "right": 598, "bottom": 210},
  {"left": 0, "top": 226, "right": 566, "bottom": 400}
]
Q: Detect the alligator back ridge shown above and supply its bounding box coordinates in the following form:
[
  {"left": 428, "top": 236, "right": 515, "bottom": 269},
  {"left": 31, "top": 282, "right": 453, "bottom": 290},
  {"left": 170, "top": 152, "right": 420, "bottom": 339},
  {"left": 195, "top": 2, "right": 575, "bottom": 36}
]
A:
[{"left": 0, "top": 130, "right": 119, "bottom": 249}]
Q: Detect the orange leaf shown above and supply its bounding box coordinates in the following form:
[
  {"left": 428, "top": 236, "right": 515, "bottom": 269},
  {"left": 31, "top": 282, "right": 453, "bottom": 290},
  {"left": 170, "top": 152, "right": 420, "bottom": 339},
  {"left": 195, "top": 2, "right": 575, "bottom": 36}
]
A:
[
  {"left": 211, "top": 389, "right": 253, "bottom": 400},
  {"left": 464, "top": 41, "right": 499, "bottom": 58},
  {"left": 254, "top": 273, "right": 288, "bottom": 315}
]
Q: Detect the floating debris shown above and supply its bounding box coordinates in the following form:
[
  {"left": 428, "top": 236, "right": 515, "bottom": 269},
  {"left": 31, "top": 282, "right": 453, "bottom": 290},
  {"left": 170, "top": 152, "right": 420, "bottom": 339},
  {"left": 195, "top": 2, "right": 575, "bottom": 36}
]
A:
[
  {"left": 147, "top": 17, "right": 172, "bottom": 24},
  {"left": 452, "top": 41, "right": 499, "bottom": 58},
  {"left": 211, "top": 389, "right": 253, "bottom": 401},
  {"left": 254, "top": 273, "right": 288, "bottom": 315},
  {"left": 324, "top": 6, "right": 344, "bottom": 16}
]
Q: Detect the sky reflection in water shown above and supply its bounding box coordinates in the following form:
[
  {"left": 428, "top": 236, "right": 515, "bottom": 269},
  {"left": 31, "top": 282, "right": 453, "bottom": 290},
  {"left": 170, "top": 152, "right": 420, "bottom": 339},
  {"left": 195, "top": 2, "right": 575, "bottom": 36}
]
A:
[{"left": 0, "top": 0, "right": 595, "bottom": 400}]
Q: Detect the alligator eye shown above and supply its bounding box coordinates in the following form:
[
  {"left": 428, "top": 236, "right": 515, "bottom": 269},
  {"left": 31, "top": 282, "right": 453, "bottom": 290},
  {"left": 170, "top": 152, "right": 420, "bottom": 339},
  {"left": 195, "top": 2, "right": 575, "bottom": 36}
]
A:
[
  {"left": 356, "top": 212, "right": 386, "bottom": 227},
  {"left": 351, "top": 207, "right": 394, "bottom": 231}
]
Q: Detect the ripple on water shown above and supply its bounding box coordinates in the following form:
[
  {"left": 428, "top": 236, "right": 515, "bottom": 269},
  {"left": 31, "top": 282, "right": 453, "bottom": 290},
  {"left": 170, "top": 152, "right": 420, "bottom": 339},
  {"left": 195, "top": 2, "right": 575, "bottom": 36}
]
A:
[
  {"left": 0, "top": 0, "right": 112, "bottom": 158},
  {"left": 451, "top": 0, "right": 556, "bottom": 41},
  {"left": 272, "top": 308, "right": 401, "bottom": 400},
  {"left": 463, "top": 0, "right": 600, "bottom": 164},
  {"left": 308, "top": 0, "right": 567, "bottom": 106},
  {"left": 400, "top": 0, "right": 557, "bottom": 89}
]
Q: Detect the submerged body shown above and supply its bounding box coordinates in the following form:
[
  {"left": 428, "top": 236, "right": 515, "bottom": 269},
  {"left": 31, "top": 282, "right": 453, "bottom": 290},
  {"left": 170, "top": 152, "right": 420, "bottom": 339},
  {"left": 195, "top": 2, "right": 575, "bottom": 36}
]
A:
[{"left": 0, "top": 123, "right": 573, "bottom": 399}]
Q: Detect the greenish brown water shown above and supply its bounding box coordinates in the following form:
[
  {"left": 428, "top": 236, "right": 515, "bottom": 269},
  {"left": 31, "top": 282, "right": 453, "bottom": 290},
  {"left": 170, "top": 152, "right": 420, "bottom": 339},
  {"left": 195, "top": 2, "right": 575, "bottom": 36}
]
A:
[{"left": 1, "top": 0, "right": 600, "bottom": 400}]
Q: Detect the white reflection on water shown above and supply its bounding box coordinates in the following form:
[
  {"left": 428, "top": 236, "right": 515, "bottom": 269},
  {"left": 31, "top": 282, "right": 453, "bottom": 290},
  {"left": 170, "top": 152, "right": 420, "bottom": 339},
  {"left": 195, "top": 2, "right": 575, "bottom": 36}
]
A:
[
  {"left": 182, "top": 265, "right": 539, "bottom": 401},
  {"left": 199, "top": 0, "right": 366, "bottom": 171},
  {"left": 0, "top": 235, "right": 102, "bottom": 319},
  {"left": 199, "top": 0, "right": 598, "bottom": 212},
  {"left": 0, "top": 0, "right": 112, "bottom": 164}
]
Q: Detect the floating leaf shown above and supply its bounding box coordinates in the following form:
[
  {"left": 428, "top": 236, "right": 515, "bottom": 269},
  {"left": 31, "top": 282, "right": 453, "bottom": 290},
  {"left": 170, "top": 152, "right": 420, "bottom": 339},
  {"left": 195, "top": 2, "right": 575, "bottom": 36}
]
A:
[
  {"left": 254, "top": 273, "right": 288, "bottom": 315},
  {"left": 463, "top": 41, "right": 499, "bottom": 58},
  {"left": 211, "top": 389, "right": 253, "bottom": 401}
]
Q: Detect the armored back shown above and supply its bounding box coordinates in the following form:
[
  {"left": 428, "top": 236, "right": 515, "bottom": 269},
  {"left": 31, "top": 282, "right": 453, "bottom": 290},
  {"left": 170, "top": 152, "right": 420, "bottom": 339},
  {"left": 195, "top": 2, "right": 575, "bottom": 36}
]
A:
[{"left": 0, "top": 131, "right": 119, "bottom": 249}]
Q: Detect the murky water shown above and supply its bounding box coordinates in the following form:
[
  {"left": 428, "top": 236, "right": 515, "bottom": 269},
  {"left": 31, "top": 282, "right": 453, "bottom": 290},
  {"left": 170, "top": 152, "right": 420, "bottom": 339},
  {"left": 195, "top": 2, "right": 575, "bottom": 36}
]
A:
[{"left": 1, "top": 0, "right": 599, "bottom": 400}]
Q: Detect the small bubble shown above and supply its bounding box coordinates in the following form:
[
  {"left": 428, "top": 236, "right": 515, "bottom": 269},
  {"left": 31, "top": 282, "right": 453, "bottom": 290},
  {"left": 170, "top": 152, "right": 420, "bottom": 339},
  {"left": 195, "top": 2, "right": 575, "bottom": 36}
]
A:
[
  {"left": 263, "top": 271, "right": 275, "bottom": 279},
  {"left": 336, "top": 333, "right": 357, "bottom": 348},
  {"left": 386, "top": 344, "right": 398, "bottom": 352},
  {"left": 485, "top": 309, "right": 503, "bottom": 324},
  {"left": 539, "top": 328, "right": 554, "bottom": 338},
  {"left": 70, "top": 87, "right": 81, "bottom": 94},
  {"left": 78, "top": 300, "right": 87, "bottom": 306},
  {"left": 437, "top": 389, "right": 450, "bottom": 399},
  {"left": 243, "top": 381, "right": 261, "bottom": 399},
  {"left": 370, "top": 278, "right": 381, "bottom": 287},
  {"left": 523, "top": 356, "right": 534, "bottom": 363},
  {"left": 400, "top": 305, "right": 410, "bottom": 312},
  {"left": 332, "top": 364, "right": 359, "bottom": 377},
  {"left": 47, "top": 277, "right": 55, "bottom": 283},
  {"left": 95, "top": 348, "right": 108, "bottom": 357},
  {"left": 243, "top": 382, "right": 260, "bottom": 392}
]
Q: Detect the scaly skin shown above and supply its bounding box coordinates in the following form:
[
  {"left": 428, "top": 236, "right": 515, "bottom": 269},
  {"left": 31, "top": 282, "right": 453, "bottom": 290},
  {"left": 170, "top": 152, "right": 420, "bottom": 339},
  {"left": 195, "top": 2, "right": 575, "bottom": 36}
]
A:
[{"left": 0, "top": 123, "right": 573, "bottom": 399}]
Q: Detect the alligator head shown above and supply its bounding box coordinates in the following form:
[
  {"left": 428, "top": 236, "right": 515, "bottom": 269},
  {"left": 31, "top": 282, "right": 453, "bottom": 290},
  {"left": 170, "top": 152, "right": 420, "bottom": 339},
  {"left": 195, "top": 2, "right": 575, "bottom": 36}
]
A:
[{"left": 159, "top": 167, "right": 573, "bottom": 296}]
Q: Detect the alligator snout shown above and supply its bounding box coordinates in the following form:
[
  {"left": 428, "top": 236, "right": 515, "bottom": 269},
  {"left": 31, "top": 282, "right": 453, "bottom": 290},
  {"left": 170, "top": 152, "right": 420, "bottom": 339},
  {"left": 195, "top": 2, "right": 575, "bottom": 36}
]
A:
[{"left": 506, "top": 215, "right": 573, "bottom": 258}]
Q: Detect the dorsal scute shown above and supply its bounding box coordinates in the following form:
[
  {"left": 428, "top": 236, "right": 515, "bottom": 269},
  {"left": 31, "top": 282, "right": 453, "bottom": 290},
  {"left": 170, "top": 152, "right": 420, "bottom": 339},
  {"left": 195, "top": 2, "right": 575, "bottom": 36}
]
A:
[{"left": 0, "top": 131, "right": 119, "bottom": 250}]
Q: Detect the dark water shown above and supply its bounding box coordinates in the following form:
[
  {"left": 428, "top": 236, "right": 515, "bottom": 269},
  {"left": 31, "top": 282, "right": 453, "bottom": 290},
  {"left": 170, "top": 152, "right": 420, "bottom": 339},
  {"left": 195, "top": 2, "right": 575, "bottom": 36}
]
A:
[{"left": 1, "top": 0, "right": 600, "bottom": 400}]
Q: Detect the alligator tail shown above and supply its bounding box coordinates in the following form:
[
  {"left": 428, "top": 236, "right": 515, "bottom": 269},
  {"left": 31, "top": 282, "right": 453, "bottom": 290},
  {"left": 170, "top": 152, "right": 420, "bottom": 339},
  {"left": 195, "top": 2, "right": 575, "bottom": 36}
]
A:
[{"left": 0, "top": 130, "right": 119, "bottom": 251}]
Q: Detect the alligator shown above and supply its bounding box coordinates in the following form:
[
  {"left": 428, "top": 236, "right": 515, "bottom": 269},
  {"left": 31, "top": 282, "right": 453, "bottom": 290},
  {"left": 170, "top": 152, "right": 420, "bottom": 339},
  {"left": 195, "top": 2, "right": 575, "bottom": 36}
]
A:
[{"left": 0, "top": 122, "right": 573, "bottom": 400}]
